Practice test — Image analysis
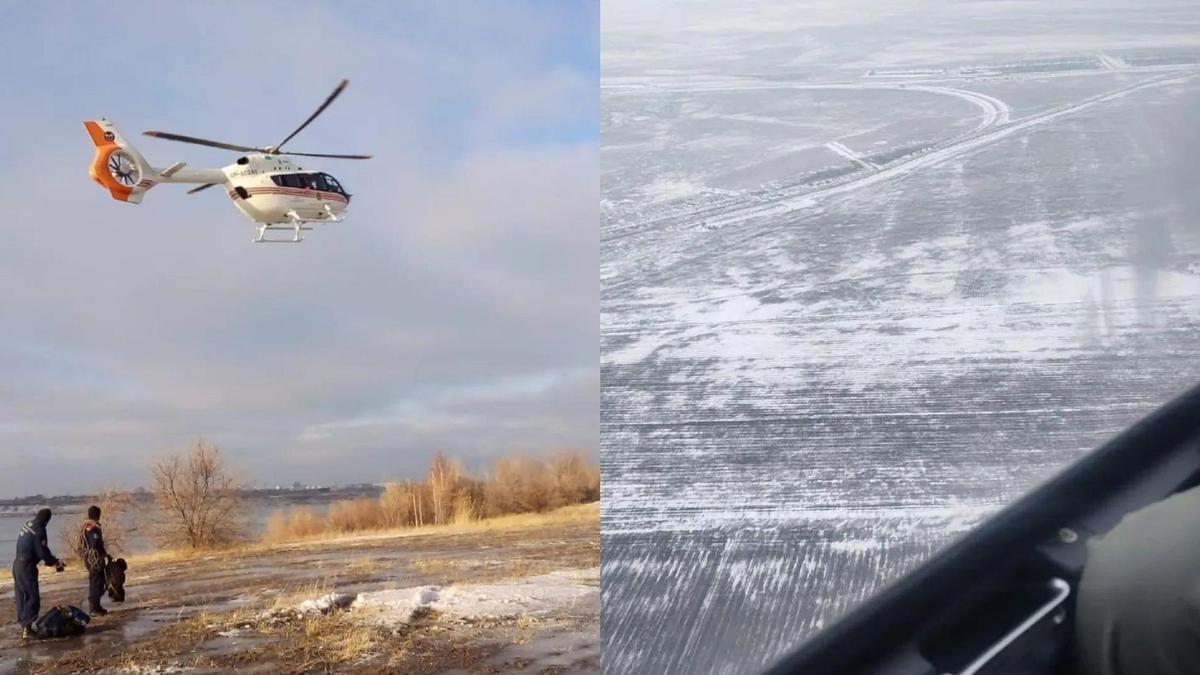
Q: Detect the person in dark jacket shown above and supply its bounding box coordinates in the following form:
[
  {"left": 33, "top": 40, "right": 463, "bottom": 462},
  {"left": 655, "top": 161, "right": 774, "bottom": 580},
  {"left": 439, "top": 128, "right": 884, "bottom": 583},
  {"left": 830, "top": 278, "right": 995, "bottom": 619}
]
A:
[
  {"left": 80, "top": 505, "right": 111, "bottom": 616},
  {"left": 12, "top": 508, "right": 63, "bottom": 640},
  {"left": 1075, "top": 484, "right": 1200, "bottom": 675}
]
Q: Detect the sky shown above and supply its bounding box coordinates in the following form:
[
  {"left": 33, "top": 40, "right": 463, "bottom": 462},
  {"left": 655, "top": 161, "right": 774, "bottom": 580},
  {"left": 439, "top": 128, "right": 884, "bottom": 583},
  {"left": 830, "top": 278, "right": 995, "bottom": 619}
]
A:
[{"left": 0, "top": 1, "right": 599, "bottom": 496}]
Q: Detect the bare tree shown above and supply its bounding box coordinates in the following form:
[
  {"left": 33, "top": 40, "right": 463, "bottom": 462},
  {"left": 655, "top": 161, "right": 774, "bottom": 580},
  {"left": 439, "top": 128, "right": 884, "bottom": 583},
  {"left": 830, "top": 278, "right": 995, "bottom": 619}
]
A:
[
  {"left": 150, "top": 441, "right": 244, "bottom": 549},
  {"left": 380, "top": 481, "right": 418, "bottom": 528}
]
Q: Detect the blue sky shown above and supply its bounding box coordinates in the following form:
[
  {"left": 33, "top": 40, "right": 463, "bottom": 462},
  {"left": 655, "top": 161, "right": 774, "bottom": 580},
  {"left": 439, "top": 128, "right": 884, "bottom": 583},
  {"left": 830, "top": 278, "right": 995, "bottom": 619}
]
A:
[{"left": 0, "top": 1, "right": 598, "bottom": 496}]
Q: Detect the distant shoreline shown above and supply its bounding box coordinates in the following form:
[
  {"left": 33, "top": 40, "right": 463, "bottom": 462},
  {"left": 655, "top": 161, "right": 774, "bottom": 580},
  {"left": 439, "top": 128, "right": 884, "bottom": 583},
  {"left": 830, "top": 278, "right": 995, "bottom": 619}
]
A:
[{"left": 0, "top": 483, "right": 384, "bottom": 515}]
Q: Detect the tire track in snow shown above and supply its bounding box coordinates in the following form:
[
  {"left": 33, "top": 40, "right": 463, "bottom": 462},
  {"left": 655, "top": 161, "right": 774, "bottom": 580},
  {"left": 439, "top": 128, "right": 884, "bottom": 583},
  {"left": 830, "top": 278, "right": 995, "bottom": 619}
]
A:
[
  {"left": 825, "top": 140, "right": 881, "bottom": 171},
  {"left": 604, "top": 71, "right": 1196, "bottom": 297},
  {"left": 602, "top": 80, "right": 1010, "bottom": 245},
  {"left": 699, "top": 72, "right": 1191, "bottom": 231}
]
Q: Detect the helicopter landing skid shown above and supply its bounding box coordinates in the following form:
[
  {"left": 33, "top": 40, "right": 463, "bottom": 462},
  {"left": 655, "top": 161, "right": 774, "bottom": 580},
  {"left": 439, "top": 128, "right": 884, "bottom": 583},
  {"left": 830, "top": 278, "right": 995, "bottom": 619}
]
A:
[
  {"left": 254, "top": 212, "right": 313, "bottom": 243},
  {"left": 322, "top": 204, "right": 343, "bottom": 222}
]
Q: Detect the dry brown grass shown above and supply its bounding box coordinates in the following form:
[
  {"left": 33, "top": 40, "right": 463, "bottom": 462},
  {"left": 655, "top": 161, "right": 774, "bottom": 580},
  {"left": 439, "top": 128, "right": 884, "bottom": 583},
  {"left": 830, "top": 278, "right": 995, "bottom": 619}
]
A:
[
  {"left": 269, "top": 578, "right": 336, "bottom": 610},
  {"left": 328, "top": 498, "right": 385, "bottom": 533},
  {"left": 261, "top": 500, "right": 598, "bottom": 548},
  {"left": 407, "top": 557, "right": 463, "bottom": 575},
  {"left": 346, "top": 557, "right": 380, "bottom": 576},
  {"left": 127, "top": 501, "right": 598, "bottom": 569},
  {"left": 262, "top": 451, "right": 598, "bottom": 543}
]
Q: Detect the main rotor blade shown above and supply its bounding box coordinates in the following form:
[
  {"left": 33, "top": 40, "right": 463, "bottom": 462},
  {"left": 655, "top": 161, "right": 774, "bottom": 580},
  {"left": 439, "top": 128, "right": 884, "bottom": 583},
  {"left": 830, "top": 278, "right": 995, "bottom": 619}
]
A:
[
  {"left": 143, "top": 131, "right": 260, "bottom": 153},
  {"left": 187, "top": 183, "right": 218, "bottom": 194},
  {"left": 279, "top": 151, "right": 372, "bottom": 159},
  {"left": 273, "top": 79, "right": 349, "bottom": 152}
]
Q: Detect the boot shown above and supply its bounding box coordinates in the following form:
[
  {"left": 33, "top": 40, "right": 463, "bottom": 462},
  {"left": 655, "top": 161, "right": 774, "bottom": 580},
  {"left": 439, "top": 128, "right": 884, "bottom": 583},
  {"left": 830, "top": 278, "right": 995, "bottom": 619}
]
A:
[
  {"left": 20, "top": 626, "right": 31, "bottom": 641},
  {"left": 90, "top": 604, "right": 108, "bottom": 616}
]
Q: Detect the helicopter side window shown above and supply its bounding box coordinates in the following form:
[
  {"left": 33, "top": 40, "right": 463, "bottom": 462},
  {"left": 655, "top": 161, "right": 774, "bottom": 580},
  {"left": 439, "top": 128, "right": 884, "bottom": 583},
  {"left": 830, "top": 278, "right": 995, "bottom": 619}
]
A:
[
  {"left": 271, "top": 174, "right": 304, "bottom": 189},
  {"left": 309, "top": 173, "right": 329, "bottom": 191}
]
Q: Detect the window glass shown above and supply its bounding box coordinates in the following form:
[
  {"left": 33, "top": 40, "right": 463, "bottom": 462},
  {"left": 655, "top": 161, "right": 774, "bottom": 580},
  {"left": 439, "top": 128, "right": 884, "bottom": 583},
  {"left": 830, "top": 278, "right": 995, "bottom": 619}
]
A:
[
  {"left": 600, "top": 5, "right": 1200, "bottom": 672},
  {"left": 309, "top": 173, "right": 329, "bottom": 191}
]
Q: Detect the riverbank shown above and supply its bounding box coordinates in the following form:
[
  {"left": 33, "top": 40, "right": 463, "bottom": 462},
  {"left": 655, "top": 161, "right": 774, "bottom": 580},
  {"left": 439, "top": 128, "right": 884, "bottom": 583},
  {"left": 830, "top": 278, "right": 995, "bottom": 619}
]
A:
[{"left": 0, "top": 503, "right": 599, "bottom": 674}]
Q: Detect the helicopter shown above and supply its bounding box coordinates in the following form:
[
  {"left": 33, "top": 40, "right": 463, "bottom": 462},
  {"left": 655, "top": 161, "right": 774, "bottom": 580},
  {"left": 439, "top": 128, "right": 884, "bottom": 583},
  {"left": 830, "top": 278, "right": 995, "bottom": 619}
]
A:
[{"left": 84, "top": 79, "right": 370, "bottom": 243}]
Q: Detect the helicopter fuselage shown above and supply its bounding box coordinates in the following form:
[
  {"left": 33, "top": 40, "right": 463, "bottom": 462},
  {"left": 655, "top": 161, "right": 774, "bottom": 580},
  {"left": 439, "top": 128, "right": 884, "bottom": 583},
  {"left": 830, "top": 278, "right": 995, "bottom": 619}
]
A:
[{"left": 218, "top": 154, "right": 350, "bottom": 225}]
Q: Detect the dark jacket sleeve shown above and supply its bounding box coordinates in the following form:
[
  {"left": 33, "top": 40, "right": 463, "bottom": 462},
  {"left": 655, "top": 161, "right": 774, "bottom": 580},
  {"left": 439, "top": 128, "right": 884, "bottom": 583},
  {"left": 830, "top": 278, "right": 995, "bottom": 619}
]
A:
[{"left": 33, "top": 525, "right": 59, "bottom": 566}]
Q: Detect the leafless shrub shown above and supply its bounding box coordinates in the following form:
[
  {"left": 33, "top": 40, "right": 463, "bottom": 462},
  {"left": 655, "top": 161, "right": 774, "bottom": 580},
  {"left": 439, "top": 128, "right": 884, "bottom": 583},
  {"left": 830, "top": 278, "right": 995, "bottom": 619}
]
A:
[
  {"left": 427, "top": 453, "right": 465, "bottom": 526},
  {"left": 480, "top": 450, "right": 598, "bottom": 517},
  {"left": 59, "top": 490, "right": 133, "bottom": 563},
  {"left": 549, "top": 451, "right": 601, "bottom": 506},
  {"left": 482, "top": 455, "right": 549, "bottom": 516},
  {"left": 264, "top": 507, "right": 328, "bottom": 542},
  {"left": 327, "top": 498, "right": 384, "bottom": 533},
  {"left": 451, "top": 493, "right": 476, "bottom": 524},
  {"left": 379, "top": 482, "right": 420, "bottom": 528},
  {"left": 258, "top": 450, "right": 599, "bottom": 542},
  {"left": 150, "top": 440, "right": 244, "bottom": 549}
]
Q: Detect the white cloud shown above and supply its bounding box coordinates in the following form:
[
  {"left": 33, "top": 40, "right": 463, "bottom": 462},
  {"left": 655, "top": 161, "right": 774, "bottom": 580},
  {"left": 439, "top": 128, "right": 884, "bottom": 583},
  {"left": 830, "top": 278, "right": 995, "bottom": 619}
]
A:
[{"left": 0, "top": 2, "right": 598, "bottom": 495}]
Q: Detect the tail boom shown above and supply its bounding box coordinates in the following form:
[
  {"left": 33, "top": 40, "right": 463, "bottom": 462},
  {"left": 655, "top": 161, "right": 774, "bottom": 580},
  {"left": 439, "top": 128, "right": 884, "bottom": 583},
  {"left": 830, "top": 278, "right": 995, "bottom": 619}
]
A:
[{"left": 84, "top": 119, "right": 224, "bottom": 204}]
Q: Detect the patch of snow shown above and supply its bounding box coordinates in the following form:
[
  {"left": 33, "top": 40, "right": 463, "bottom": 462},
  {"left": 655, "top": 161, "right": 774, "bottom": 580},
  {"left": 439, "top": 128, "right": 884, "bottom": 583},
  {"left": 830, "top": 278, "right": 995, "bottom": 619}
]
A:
[
  {"left": 295, "top": 591, "right": 356, "bottom": 615},
  {"left": 351, "top": 568, "right": 600, "bottom": 625}
]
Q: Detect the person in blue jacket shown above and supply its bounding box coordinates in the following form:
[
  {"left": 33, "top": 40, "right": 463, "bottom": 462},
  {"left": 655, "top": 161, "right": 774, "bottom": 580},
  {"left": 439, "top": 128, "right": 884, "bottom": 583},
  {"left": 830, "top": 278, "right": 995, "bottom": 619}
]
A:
[
  {"left": 12, "top": 508, "right": 64, "bottom": 640},
  {"left": 81, "top": 505, "right": 112, "bottom": 616}
]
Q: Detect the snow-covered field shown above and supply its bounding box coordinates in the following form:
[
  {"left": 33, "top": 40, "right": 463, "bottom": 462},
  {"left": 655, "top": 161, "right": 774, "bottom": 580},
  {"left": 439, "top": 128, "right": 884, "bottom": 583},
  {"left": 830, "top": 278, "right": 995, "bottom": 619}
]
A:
[{"left": 601, "top": 1, "right": 1200, "bottom": 673}]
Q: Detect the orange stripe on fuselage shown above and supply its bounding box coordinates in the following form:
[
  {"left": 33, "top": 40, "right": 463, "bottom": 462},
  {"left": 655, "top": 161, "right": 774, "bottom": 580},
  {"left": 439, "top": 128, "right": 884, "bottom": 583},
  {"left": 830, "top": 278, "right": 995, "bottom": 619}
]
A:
[{"left": 245, "top": 187, "right": 348, "bottom": 203}]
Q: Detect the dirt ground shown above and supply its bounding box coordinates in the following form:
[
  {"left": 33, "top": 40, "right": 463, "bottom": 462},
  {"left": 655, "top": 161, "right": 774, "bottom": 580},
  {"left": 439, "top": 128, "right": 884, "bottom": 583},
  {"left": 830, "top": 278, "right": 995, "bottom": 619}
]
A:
[{"left": 0, "top": 505, "right": 599, "bottom": 674}]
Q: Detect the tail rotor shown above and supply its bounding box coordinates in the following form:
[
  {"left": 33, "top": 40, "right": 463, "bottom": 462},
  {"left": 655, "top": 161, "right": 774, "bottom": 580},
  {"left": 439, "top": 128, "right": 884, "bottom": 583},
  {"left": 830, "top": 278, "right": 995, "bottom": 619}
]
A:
[{"left": 84, "top": 118, "right": 155, "bottom": 204}]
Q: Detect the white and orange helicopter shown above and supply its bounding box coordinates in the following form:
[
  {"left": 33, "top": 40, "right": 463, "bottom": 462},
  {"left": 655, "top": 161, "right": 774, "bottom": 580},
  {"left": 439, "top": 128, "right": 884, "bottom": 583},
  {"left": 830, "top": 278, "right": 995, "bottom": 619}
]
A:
[{"left": 85, "top": 79, "right": 370, "bottom": 243}]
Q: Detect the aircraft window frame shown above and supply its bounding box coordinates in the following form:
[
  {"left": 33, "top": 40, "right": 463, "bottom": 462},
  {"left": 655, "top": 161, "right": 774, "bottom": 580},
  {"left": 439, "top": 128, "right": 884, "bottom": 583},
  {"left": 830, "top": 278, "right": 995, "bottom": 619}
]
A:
[{"left": 322, "top": 174, "right": 345, "bottom": 195}]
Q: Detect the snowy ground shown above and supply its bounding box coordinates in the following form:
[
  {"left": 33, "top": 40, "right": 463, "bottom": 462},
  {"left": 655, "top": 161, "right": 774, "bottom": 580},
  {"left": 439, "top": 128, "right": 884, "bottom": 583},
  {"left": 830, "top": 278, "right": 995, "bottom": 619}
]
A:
[{"left": 601, "top": 1, "right": 1200, "bottom": 673}]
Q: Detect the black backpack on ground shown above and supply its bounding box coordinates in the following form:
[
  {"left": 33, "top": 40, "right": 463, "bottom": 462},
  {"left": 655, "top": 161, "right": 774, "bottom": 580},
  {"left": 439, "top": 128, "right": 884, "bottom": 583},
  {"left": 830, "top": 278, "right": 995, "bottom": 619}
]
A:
[
  {"left": 105, "top": 557, "right": 128, "bottom": 602},
  {"left": 34, "top": 605, "right": 90, "bottom": 638}
]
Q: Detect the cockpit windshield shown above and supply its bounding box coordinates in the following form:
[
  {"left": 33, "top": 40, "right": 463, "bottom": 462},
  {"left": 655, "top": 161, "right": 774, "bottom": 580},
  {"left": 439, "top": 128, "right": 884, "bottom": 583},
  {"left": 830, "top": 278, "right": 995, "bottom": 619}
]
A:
[{"left": 320, "top": 173, "right": 346, "bottom": 195}]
